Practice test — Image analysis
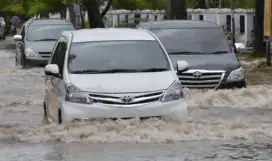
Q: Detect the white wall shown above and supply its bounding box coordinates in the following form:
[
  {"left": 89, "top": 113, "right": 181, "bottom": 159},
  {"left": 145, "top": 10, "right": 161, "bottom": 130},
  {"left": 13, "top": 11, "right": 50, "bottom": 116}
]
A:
[{"left": 66, "top": 8, "right": 255, "bottom": 45}]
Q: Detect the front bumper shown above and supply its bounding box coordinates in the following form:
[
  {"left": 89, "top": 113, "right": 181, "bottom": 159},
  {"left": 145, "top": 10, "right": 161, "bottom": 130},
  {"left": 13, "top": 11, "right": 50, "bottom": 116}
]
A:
[
  {"left": 60, "top": 98, "right": 188, "bottom": 122},
  {"left": 26, "top": 57, "right": 49, "bottom": 66},
  {"left": 217, "top": 79, "right": 246, "bottom": 89}
]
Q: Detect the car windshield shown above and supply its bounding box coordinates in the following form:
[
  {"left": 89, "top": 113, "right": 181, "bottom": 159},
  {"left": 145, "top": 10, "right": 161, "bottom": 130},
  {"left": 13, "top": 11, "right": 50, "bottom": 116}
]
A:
[
  {"left": 68, "top": 40, "right": 170, "bottom": 74},
  {"left": 150, "top": 28, "right": 231, "bottom": 54},
  {"left": 26, "top": 24, "right": 74, "bottom": 41}
]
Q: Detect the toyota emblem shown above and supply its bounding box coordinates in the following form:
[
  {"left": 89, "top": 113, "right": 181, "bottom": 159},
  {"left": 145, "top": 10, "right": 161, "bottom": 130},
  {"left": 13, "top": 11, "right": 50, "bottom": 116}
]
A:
[
  {"left": 121, "top": 96, "right": 133, "bottom": 103},
  {"left": 193, "top": 71, "right": 202, "bottom": 78}
]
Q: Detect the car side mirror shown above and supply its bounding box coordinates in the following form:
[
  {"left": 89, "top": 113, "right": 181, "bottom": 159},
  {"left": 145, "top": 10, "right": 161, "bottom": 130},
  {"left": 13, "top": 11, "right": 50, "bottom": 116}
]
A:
[
  {"left": 177, "top": 60, "right": 189, "bottom": 73},
  {"left": 45, "top": 64, "right": 60, "bottom": 77},
  {"left": 13, "top": 35, "right": 22, "bottom": 41}
]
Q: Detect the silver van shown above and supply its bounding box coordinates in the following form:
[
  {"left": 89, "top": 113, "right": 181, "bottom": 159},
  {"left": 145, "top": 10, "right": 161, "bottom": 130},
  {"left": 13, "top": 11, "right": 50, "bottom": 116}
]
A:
[{"left": 43, "top": 28, "right": 189, "bottom": 124}]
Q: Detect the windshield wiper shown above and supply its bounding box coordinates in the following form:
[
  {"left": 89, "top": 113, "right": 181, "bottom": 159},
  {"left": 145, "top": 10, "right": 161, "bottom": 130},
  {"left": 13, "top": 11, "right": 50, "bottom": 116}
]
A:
[
  {"left": 136, "top": 68, "right": 168, "bottom": 72},
  {"left": 71, "top": 69, "right": 102, "bottom": 74},
  {"left": 209, "top": 51, "right": 229, "bottom": 54},
  {"left": 101, "top": 69, "right": 142, "bottom": 73},
  {"left": 71, "top": 69, "right": 140, "bottom": 74},
  {"left": 33, "top": 38, "right": 57, "bottom": 41},
  {"left": 71, "top": 68, "right": 168, "bottom": 74},
  {"left": 169, "top": 51, "right": 207, "bottom": 55}
]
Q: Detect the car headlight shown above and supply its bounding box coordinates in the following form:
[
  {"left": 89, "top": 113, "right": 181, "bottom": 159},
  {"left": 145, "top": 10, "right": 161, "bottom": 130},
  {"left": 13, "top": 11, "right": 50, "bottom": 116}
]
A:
[
  {"left": 161, "top": 81, "right": 184, "bottom": 102},
  {"left": 25, "top": 48, "right": 39, "bottom": 57},
  {"left": 65, "top": 84, "right": 92, "bottom": 104},
  {"left": 226, "top": 67, "right": 244, "bottom": 82}
]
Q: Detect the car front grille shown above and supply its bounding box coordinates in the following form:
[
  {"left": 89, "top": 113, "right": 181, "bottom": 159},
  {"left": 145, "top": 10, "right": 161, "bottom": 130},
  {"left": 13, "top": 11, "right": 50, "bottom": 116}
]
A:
[
  {"left": 177, "top": 70, "right": 225, "bottom": 89},
  {"left": 38, "top": 52, "right": 51, "bottom": 58},
  {"left": 88, "top": 91, "right": 164, "bottom": 106}
]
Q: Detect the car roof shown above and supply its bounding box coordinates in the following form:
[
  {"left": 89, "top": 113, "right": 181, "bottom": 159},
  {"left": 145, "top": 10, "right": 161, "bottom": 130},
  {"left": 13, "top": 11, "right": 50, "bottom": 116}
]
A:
[
  {"left": 28, "top": 19, "right": 73, "bottom": 26},
  {"left": 139, "top": 20, "right": 220, "bottom": 29},
  {"left": 70, "top": 28, "right": 156, "bottom": 42}
]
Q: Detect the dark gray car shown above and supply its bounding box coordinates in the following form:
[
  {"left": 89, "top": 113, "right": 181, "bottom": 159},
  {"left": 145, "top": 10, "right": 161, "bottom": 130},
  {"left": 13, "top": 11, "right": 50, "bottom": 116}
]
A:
[
  {"left": 137, "top": 20, "right": 246, "bottom": 89},
  {"left": 13, "top": 18, "right": 75, "bottom": 68}
]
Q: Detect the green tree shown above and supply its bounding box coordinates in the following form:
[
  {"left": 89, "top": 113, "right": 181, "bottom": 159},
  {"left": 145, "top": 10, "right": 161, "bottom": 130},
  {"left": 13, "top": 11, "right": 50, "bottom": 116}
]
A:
[
  {"left": 63, "top": 0, "right": 113, "bottom": 28},
  {"left": 112, "top": 0, "right": 168, "bottom": 10},
  {"left": 169, "top": 0, "right": 187, "bottom": 19},
  {"left": 189, "top": 0, "right": 255, "bottom": 8}
]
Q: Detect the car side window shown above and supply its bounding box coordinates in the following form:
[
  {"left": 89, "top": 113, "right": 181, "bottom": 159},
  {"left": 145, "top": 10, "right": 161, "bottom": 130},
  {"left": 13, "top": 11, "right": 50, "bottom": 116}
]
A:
[
  {"left": 19, "top": 26, "right": 24, "bottom": 35},
  {"left": 51, "top": 43, "right": 61, "bottom": 64},
  {"left": 21, "top": 26, "right": 25, "bottom": 40},
  {"left": 58, "top": 40, "right": 67, "bottom": 75},
  {"left": 50, "top": 37, "right": 67, "bottom": 75}
]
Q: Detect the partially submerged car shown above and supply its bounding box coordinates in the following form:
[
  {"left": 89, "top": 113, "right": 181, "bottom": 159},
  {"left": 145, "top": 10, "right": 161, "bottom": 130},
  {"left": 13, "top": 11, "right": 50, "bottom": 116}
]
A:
[
  {"left": 13, "top": 18, "right": 75, "bottom": 68},
  {"left": 137, "top": 20, "right": 246, "bottom": 89},
  {"left": 44, "top": 28, "right": 189, "bottom": 124}
]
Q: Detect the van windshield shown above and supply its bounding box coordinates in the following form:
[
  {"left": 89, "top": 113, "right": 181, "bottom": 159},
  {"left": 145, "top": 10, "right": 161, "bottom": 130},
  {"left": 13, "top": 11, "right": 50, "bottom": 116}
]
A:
[
  {"left": 68, "top": 40, "right": 170, "bottom": 74},
  {"left": 26, "top": 24, "right": 74, "bottom": 41},
  {"left": 151, "top": 28, "right": 231, "bottom": 54}
]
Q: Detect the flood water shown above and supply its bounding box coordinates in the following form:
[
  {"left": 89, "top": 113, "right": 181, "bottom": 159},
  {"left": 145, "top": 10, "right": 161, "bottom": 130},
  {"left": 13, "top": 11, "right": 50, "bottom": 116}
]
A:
[{"left": 0, "top": 39, "right": 272, "bottom": 160}]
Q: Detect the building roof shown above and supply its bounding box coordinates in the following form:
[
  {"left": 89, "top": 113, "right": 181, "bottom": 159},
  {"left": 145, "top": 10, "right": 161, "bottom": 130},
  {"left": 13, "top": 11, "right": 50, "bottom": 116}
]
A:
[{"left": 70, "top": 28, "right": 156, "bottom": 42}]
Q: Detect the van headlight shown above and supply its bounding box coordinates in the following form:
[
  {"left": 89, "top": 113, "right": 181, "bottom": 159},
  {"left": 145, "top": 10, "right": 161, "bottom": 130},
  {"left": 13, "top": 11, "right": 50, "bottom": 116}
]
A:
[
  {"left": 226, "top": 67, "right": 244, "bottom": 82},
  {"left": 65, "top": 84, "right": 92, "bottom": 104},
  {"left": 25, "top": 48, "right": 39, "bottom": 57},
  {"left": 161, "top": 81, "right": 184, "bottom": 102}
]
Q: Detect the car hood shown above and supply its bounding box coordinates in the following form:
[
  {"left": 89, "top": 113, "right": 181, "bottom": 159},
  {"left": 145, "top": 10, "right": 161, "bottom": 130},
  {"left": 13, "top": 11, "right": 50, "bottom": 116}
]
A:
[
  {"left": 26, "top": 41, "right": 56, "bottom": 52},
  {"left": 68, "top": 71, "right": 175, "bottom": 93},
  {"left": 169, "top": 53, "right": 240, "bottom": 71}
]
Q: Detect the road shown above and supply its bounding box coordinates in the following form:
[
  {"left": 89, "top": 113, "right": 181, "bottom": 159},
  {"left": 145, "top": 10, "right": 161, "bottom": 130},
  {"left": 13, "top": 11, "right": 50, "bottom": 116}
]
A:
[{"left": 0, "top": 38, "right": 272, "bottom": 161}]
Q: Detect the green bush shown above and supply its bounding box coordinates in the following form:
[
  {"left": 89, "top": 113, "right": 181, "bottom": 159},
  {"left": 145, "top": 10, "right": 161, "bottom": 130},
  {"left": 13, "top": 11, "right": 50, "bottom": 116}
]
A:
[{"left": 84, "top": 20, "right": 89, "bottom": 28}]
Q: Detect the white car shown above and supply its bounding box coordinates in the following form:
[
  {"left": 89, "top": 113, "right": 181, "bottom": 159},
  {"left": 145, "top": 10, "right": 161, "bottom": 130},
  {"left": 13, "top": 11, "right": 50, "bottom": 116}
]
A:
[{"left": 44, "top": 28, "right": 189, "bottom": 124}]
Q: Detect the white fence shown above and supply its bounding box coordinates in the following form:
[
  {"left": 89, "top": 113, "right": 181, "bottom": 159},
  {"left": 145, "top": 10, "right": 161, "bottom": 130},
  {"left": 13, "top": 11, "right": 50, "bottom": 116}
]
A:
[{"left": 64, "top": 8, "right": 255, "bottom": 45}]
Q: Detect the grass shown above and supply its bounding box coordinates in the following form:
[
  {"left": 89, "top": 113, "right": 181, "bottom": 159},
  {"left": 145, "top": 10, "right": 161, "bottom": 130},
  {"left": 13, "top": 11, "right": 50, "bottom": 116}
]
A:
[
  {"left": 236, "top": 52, "right": 265, "bottom": 62},
  {"left": 245, "top": 52, "right": 265, "bottom": 61},
  {"left": 236, "top": 52, "right": 272, "bottom": 84},
  {"left": 84, "top": 21, "right": 90, "bottom": 28},
  {"left": 245, "top": 62, "right": 272, "bottom": 85}
]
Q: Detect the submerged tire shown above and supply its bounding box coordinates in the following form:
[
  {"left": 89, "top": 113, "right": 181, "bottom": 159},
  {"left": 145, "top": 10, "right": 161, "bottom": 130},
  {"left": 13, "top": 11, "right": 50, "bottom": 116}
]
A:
[
  {"left": 21, "top": 56, "right": 29, "bottom": 69},
  {"left": 15, "top": 54, "right": 20, "bottom": 66},
  {"left": 58, "top": 109, "right": 62, "bottom": 124},
  {"left": 42, "top": 102, "right": 49, "bottom": 125},
  {"left": 43, "top": 102, "right": 47, "bottom": 117}
]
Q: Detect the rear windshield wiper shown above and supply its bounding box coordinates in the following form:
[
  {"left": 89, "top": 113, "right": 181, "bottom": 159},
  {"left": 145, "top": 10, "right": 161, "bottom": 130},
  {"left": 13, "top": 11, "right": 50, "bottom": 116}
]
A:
[
  {"left": 33, "top": 38, "right": 57, "bottom": 41},
  {"left": 209, "top": 51, "right": 229, "bottom": 54},
  {"left": 168, "top": 51, "right": 207, "bottom": 55}
]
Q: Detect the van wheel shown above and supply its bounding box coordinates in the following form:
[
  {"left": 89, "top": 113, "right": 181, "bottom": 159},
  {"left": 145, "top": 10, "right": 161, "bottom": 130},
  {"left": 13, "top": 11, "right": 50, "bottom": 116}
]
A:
[
  {"left": 42, "top": 102, "right": 49, "bottom": 124},
  {"left": 58, "top": 109, "right": 63, "bottom": 124},
  {"left": 15, "top": 56, "right": 18, "bottom": 66},
  {"left": 21, "top": 56, "right": 29, "bottom": 69},
  {"left": 15, "top": 53, "right": 21, "bottom": 66},
  {"left": 43, "top": 102, "right": 47, "bottom": 117}
]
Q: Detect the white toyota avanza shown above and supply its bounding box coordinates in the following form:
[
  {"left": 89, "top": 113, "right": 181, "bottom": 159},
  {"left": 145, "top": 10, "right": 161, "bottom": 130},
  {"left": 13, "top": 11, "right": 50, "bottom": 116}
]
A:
[{"left": 44, "top": 28, "right": 189, "bottom": 124}]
